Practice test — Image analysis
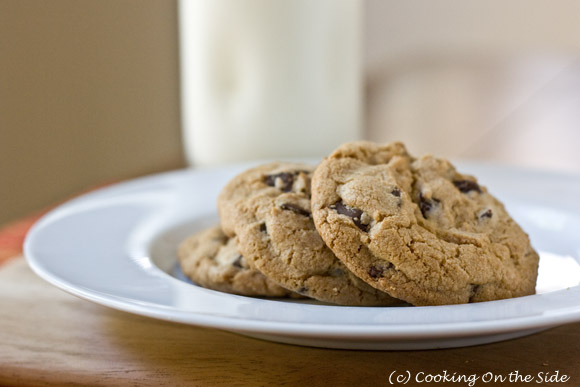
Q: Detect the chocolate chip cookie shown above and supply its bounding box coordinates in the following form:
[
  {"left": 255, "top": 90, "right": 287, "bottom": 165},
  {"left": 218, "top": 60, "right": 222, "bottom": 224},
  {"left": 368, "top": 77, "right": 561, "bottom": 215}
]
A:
[
  {"left": 178, "top": 225, "right": 294, "bottom": 297},
  {"left": 218, "top": 162, "right": 403, "bottom": 306},
  {"left": 311, "top": 141, "right": 539, "bottom": 306}
]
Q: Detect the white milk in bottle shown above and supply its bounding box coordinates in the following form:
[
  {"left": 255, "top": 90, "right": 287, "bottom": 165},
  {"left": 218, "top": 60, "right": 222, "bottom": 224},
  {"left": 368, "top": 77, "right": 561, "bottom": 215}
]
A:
[{"left": 179, "top": 0, "right": 362, "bottom": 166}]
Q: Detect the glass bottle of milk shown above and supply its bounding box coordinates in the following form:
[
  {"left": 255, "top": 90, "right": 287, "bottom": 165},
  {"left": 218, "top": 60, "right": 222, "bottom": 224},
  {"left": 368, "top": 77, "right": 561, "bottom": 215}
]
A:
[{"left": 179, "top": 0, "right": 362, "bottom": 166}]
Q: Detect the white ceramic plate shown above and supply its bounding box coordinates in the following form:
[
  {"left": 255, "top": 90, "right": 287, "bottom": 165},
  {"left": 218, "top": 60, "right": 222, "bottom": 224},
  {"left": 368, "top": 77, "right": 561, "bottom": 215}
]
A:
[{"left": 24, "top": 161, "right": 580, "bottom": 350}]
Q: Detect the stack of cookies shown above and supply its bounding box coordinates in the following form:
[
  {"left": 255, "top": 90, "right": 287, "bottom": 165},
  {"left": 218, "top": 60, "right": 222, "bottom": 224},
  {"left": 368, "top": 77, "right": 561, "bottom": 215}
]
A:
[{"left": 178, "top": 141, "right": 539, "bottom": 306}]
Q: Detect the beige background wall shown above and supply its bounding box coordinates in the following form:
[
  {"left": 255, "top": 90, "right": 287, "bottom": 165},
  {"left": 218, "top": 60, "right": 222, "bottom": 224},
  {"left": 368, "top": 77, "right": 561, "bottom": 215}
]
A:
[
  {"left": 0, "top": 1, "right": 184, "bottom": 225},
  {"left": 364, "top": 0, "right": 580, "bottom": 173}
]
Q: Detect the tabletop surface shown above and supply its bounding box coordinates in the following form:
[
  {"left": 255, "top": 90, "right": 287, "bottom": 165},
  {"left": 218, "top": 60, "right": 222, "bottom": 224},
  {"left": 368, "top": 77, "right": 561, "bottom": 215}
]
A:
[{"left": 1, "top": 256, "right": 579, "bottom": 386}]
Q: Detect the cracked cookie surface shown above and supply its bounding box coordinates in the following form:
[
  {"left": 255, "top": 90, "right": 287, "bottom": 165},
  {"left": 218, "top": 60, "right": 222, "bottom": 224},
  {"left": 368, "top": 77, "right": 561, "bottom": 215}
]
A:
[
  {"left": 218, "top": 162, "right": 402, "bottom": 306},
  {"left": 311, "top": 141, "right": 539, "bottom": 306},
  {"left": 178, "top": 225, "right": 295, "bottom": 297}
]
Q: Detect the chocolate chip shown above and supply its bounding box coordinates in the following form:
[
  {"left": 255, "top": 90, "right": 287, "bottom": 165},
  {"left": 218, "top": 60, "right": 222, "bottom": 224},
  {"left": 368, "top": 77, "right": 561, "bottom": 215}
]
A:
[
  {"left": 298, "top": 286, "right": 308, "bottom": 294},
  {"left": 331, "top": 201, "right": 362, "bottom": 218},
  {"left": 391, "top": 188, "right": 401, "bottom": 197},
  {"left": 453, "top": 180, "right": 481, "bottom": 194},
  {"left": 480, "top": 209, "right": 493, "bottom": 219},
  {"left": 419, "top": 194, "right": 439, "bottom": 218},
  {"left": 232, "top": 255, "right": 244, "bottom": 269},
  {"left": 419, "top": 194, "right": 430, "bottom": 216},
  {"left": 369, "top": 263, "right": 394, "bottom": 278},
  {"left": 259, "top": 223, "right": 267, "bottom": 233},
  {"left": 331, "top": 201, "right": 369, "bottom": 232},
  {"left": 330, "top": 268, "right": 345, "bottom": 277},
  {"left": 469, "top": 284, "right": 480, "bottom": 302},
  {"left": 265, "top": 172, "right": 294, "bottom": 192},
  {"left": 368, "top": 266, "right": 384, "bottom": 278},
  {"left": 280, "top": 203, "right": 311, "bottom": 217}
]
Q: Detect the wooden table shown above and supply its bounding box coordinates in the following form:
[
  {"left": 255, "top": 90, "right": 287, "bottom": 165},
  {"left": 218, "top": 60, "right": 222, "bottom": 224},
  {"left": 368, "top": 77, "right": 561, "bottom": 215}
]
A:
[{"left": 1, "top": 256, "right": 579, "bottom": 386}]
